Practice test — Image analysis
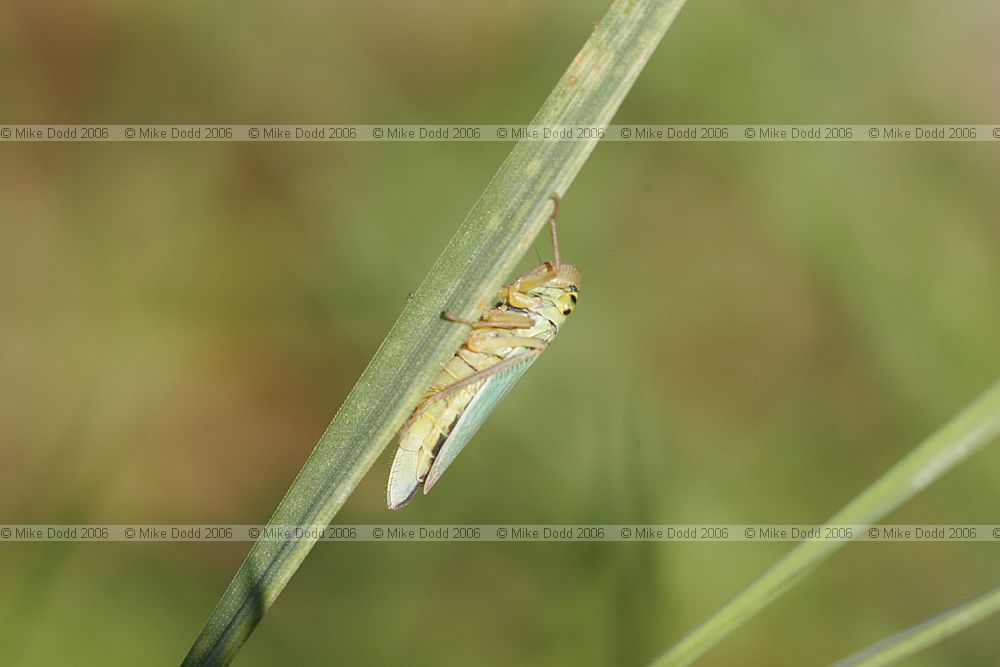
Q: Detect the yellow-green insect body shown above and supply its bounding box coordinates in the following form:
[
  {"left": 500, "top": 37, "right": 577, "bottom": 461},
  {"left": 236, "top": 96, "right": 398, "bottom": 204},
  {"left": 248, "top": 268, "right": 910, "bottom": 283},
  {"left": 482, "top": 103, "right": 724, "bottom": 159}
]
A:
[{"left": 387, "top": 196, "right": 580, "bottom": 509}]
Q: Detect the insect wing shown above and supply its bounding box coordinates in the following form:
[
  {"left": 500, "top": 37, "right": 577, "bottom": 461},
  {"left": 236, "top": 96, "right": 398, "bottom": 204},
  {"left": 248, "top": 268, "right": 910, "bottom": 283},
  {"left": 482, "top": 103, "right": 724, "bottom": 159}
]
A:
[
  {"left": 423, "top": 351, "right": 539, "bottom": 493},
  {"left": 387, "top": 447, "right": 422, "bottom": 509}
]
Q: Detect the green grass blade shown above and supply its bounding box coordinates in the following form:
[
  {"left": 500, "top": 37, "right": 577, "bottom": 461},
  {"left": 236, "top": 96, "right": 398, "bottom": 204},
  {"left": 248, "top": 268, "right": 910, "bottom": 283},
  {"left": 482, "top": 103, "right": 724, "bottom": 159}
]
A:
[
  {"left": 652, "top": 380, "right": 1000, "bottom": 667},
  {"left": 828, "top": 585, "right": 1000, "bottom": 667},
  {"left": 183, "top": 1, "right": 688, "bottom": 664}
]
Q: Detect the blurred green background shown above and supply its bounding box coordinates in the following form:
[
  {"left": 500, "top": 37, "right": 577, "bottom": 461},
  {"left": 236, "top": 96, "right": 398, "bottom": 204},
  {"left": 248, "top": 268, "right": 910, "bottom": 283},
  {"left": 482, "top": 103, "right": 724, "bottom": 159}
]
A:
[{"left": 1, "top": 1, "right": 999, "bottom": 665}]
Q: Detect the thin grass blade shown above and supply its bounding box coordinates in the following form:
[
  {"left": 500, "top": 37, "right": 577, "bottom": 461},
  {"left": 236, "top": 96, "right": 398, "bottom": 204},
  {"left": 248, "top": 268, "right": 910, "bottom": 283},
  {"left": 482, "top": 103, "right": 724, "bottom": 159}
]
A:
[
  {"left": 828, "top": 585, "right": 1000, "bottom": 667},
  {"left": 652, "top": 380, "right": 1000, "bottom": 667}
]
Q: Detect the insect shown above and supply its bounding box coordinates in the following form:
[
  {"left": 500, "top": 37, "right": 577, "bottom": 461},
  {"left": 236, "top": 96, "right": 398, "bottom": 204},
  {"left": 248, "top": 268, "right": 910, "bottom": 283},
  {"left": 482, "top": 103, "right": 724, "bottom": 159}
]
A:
[{"left": 387, "top": 193, "right": 582, "bottom": 509}]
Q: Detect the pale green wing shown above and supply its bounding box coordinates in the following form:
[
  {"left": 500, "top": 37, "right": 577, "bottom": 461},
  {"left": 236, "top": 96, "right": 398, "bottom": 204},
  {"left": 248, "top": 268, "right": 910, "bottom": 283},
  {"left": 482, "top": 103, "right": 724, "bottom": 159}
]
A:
[{"left": 423, "top": 350, "right": 540, "bottom": 493}]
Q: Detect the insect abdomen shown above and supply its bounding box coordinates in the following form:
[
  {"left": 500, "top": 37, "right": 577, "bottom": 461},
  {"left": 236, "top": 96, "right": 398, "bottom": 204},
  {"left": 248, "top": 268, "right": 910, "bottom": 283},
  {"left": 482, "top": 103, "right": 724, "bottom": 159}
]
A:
[{"left": 386, "top": 348, "right": 496, "bottom": 508}]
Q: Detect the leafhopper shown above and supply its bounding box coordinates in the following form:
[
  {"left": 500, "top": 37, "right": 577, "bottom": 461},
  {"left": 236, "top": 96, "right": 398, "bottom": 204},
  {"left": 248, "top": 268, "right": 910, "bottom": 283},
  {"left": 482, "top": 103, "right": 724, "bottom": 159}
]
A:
[{"left": 387, "top": 194, "right": 581, "bottom": 509}]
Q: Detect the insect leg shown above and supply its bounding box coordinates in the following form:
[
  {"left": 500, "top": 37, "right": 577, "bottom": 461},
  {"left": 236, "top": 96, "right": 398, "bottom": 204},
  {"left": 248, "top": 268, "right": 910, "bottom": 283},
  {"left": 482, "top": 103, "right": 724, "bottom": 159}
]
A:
[
  {"left": 548, "top": 192, "right": 561, "bottom": 269},
  {"left": 466, "top": 334, "right": 547, "bottom": 354},
  {"left": 442, "top": 309, "right": 534, "bottom": 330},
  {"left": 483, "top": 194, "right": 566, "bottom": 313},
  {"left": 505, "top": 262, "right": 561, "bottom": 304},
  {"left": 501, "top": 287, "right": 545, "bottom": 311}
]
